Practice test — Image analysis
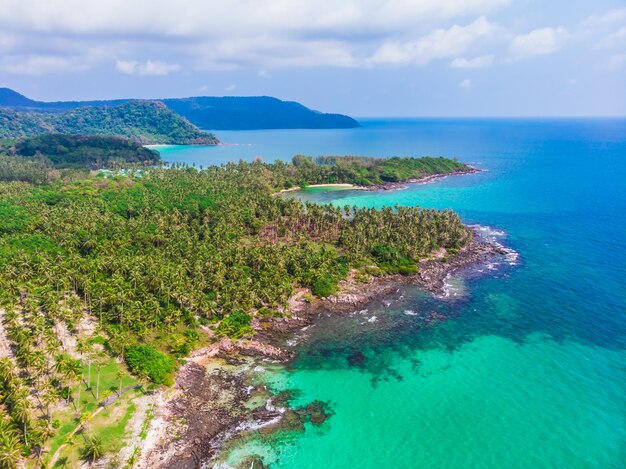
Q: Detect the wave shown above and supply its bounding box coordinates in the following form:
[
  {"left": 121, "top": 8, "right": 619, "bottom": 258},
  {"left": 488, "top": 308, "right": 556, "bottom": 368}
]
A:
[{"left": 468, "top": 224, "right": 520, "bottom": 266}]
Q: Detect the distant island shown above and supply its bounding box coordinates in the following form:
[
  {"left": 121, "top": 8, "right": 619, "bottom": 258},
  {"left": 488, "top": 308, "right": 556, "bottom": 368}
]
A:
[
  {"left": 0, "top": 100, "right": 219, "bottom": 145},
  {"left": 0, "top": 87, "right": 360, "bottom": 130}
]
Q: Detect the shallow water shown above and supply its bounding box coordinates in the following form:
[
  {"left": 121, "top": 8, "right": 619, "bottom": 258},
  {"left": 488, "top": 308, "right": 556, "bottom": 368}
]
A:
[{"left": 161, "top": 119, "right": 626, "bottom": 468}]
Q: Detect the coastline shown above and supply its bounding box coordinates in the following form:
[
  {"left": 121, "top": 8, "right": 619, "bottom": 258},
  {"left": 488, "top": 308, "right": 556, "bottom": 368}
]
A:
[
  {"left": 135, "top": 227, "right": 509, "bottom": 468},
  {"left": 362, "top": 166, "right": 481, "bottom": 191},
  {"left": 275, "top": 167, "right": 481, "bottom": 195},
  {"left": 274, "top": 183, "right": 363, "bottom": 194}
]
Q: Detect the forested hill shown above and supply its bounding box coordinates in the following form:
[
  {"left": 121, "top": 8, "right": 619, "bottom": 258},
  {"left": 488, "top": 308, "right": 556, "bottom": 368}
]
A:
[
  {"left": 0, "top": 100, "right": 219, "bottom": 145},
  {"left": 161, "top": 96, "right": 359, "bottom": 129},
  {"left": 13, "top": 134, "right": 161, "bottom": 168},
  {"left": 0, "top": 88, "right": 360, "bottom": 129}
]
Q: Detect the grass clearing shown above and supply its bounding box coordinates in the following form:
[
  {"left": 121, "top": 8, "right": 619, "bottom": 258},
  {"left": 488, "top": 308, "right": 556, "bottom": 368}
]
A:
[{"left": 46, "top": 355, "right": 140, "bottom": 467}]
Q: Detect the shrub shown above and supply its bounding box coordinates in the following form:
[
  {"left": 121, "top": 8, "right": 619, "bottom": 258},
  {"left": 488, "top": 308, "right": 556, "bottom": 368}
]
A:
[
  {"left": 125, "top": 345, "right": 173, "bottom": 384},
  {"left": 371, "top": 244, "right": 417, "bottom": 275},
  {"left": 311, "top": 275, "right": 336, "bottom": 297},
  {"left": 215, "top": 312, "right": 254, "bottom": 339},
  {"left": 258, "top": 307, "right": 281, "bottom": 318}
]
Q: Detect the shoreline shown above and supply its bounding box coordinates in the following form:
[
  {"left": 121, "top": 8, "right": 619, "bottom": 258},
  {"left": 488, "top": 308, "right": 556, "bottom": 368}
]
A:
[
  {"left": 136, "top": 227, "right": 509, "bottom": 468},
  {"left": 363, "top": 166, "right": 481, "bottom": 191},
  {"left": 274, "top": 183, "right": 364, "bottom": 194},
  {"left": 275, "top": 166, "right": 481, "bottom": 195}
]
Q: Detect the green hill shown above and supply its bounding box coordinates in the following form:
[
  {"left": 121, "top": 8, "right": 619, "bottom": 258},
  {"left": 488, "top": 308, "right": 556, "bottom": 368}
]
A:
[
  {"left": 13, "top": 134, "right": 161, "bottom": 168},
  {"left": 0, "top": 100, "right": 219, "bottom": 145},
  {"left": 0, "top": 87, "right": 360, "bottom": 130}
]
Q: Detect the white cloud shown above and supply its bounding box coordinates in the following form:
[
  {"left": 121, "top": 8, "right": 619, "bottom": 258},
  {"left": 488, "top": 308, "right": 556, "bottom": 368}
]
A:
[
  {"left": 4, "top": 55, "right": 88, "bottom": 74},
  {"left": 226, "top": 84, "right": 237, "bottom": 91},
  {"left": 257, "top": 69, "right": 270, "bottom": 78},
  {"left": 0, "top": 0, "right": 508, "bottom": 71},
  {"left": 604, "top": 53, "right": 626, "bottom": 70},
  {"left": 582, "top": 8, "right": 626, "bottom": 27},
  {"left": 115, "top": 59, "right": 180, "bottom": 76},
  {"left": 615, "top": 26, "right": 626, "bottom": 39},
  {"left": 459, "top": 78, "right": 472, "bottom": 88},
  {"left": 450, "top": 54, "right": 493, "bottom": 68},
  {"left": 0, "top": 0, "right": 509, "bottom": 37},
  {"left": 197, "top": 37, "right": 358, "bottom": 69},
  {"left": 369, "top": 17, "right": 496, "bottom": 66},
  {"left": 509, "top": 27, "right": 567, "bottom": 60},
  {"left": 599, "top": 25, "right": 626, "bottom": 47},
  {"left": 0, "top": 33, "right": 16, "bottom": 50}
]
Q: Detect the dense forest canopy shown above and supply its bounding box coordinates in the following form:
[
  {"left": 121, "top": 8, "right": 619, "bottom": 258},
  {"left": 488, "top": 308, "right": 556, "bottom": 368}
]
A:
[
  {"left": 11, "top": 134, "right": 160, "bottom": 169},
  {"left": 0, "top": 87, "right": 360, "bottom": 130},
  {"left": 288, "top": 155, "right": 470, "bottom": 186},
  {"left": 0, "top": 154, "right": 469, "bottom": 465},
  {"left": 0, "top": 100, "right": 219, "bottom": 145}
]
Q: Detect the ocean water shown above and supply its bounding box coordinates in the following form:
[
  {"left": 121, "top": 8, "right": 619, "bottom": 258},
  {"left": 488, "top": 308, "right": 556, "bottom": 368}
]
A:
[{"left": 159, "top": 119, "right": 626, "bottom": 468}]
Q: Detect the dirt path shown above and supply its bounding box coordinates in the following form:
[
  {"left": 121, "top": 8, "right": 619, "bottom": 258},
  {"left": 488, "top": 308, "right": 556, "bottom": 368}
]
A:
[{"left": 48, "top": 385, "right": 141, "bottom": 467}]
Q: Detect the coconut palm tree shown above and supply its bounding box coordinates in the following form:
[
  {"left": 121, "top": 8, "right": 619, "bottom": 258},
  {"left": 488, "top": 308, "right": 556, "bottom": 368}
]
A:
[
  {"left": 116, "top": 370, "right": 124, "bottom": 396},
  {"left": 94, "top": 360, "right": 104, "bottom": 401},
  {"left": 0, "top": 430, "right": 23, "bottom": 469},
  {"left": 11, "top": 387, "right": 30, "bottom": 446},
  {"left": 80, "top": 435, "right": 104, "bottom": 463}
]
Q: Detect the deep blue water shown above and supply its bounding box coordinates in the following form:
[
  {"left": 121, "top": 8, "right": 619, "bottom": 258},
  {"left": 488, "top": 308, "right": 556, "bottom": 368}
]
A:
[{"left": 160, "top": 119, "right": 626, "bottom": 468}]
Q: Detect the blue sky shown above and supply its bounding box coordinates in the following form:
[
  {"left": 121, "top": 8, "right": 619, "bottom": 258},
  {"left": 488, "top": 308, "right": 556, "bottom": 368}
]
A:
[{"left": 0, "top": 0, "right": 625, "bottom": 116}]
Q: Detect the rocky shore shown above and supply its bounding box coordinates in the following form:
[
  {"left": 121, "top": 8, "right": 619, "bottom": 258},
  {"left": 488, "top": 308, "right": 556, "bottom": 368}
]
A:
[
  {"left": 363, "top": 166, "right": 481, "bottom": 191},
  {"left": 136, "top": 227, "right": 508, "bottom": 468},
  {"left": 275, "top": 167, "right": 481, "bottom": 195}
]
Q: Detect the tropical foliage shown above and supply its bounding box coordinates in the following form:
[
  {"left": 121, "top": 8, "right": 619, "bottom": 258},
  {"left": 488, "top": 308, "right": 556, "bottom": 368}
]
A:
[
  {"left": 13, "top": 134, "right": 160, "bottom": 169},
  {"left": 279, "top": 155, "right": 470, "bottom": 187},
  {"left": 0, "top": 101, "right": 219, "bottom": 145},
  {"left": 124, "top": 345, "right": 173, "bottom": 384},
  {"left": 0, "top": 154, "right": 469, "bottom": 466}
]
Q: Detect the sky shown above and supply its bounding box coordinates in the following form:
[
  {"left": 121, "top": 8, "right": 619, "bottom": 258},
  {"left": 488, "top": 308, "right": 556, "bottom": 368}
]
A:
[{"left": 0, "top": 0, "right": 625, "bottom": 117}]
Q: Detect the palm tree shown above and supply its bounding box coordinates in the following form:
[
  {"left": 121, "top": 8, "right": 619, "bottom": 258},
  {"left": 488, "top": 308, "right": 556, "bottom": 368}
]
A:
[
  {"left": 0, "top": 431, "right": 23, "bottom": 469},
  {"left": 94, "top": 361, "right": 104, "bottom": 401},
  {"left": 11, "top": 387, "right": 30, "bottom": 446},
  {"left": 41, "top": 385, "right": 57, "bottom": 420},
  {"left": 116, "top": 370, "right": 124, "bottom": 395},
  {"left": 80, "top": 435, "right": 104, "bottom": 463},
  {"left": 65, "top": 436, "right": 76, "bottom": 468},
  {"left": 32, "top": 419, "right": 54, "bottom": 467}
]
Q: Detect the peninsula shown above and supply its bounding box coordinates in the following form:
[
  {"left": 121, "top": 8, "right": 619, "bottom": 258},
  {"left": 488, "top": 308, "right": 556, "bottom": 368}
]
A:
[{"left": 0, "top": 153, "right": 500, "bottom": 468}]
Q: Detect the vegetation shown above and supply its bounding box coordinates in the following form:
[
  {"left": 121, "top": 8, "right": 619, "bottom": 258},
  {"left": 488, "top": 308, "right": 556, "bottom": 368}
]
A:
[
  {"left": 12, "top": 134, "right": 160, "bottom": 169},
  {"left": 0, "top": 100, "right": 219, "bottom": 145},
  {"left": 124, "top": 345, "right": 173, "bottom": 385},
  {"left": 80, "top": 435, "right": 104, "bottom": 463},
  {"left": 214, "top": 312, "right": 254, "bottom": 339},
  {"left": 0, "top": 153, "right": 470, "bottom": 466},
  {"left": 286, "top": 155, "right": 470, "bottom": 187},
  {"left": 0, "top": 154, "right": 51, "bottom": 185},
  {"left": 0, "top": 87, "right": 360, "bottom": 130}
]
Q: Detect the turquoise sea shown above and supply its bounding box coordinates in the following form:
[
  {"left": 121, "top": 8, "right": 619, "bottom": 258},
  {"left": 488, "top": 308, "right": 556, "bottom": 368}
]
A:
[{"left": 159, "top": 119, "right": 626, "bottom": 468}]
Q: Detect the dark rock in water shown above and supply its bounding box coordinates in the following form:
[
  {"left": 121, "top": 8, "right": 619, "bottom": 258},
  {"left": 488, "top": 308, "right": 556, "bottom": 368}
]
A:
[
  {"left": 347, "top": 350, "right": 367, "bottom": 367},
  {"left": 304, "top": 400, "right": 334, "bottom": 426},
  {"left": 260, "top": 408, "right": 306, "bottom": 435},
  {"left": 273, "top": 389, "right": 299, "bottom": 408},
  {"left": 236, "top": 455, "right": 268, "bottom": 469}
]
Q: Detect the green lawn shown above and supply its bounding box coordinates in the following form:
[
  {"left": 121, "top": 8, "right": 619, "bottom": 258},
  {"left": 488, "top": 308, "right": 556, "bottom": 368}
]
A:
[{"left": 46, "top": 355, "right": 140, "bottom": 467}]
